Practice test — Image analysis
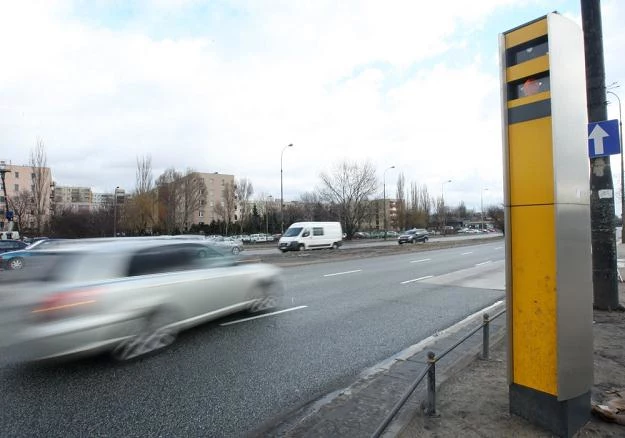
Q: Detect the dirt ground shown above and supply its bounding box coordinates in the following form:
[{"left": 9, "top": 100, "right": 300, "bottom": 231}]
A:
[{"left": 398, "top": 287, "right": 625, "bottom": 438}]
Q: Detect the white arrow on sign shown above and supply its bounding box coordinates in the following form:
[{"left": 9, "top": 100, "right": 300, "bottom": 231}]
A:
[{"left": 589, "top": 124, "right": 610, "bottom": 155}]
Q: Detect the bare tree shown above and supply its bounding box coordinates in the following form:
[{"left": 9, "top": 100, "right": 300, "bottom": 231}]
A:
[
  {"left": 405, "top": 182, "right": 431, "bottom": 228},
  {"left": 128, "top": 155, "right": 157, "bottom": 234},
  {"left": 395, "top": 173, "right": 406, "bottom": 231},
  {"left": 156, "top": 167, "right": 183, "bottom": 234},
  {"left": 214, "top": 181, "right": 237, "bottom": 235},
  {"left": 8, "top": 190, "right": 33, "bottom": 233},
  {"left": 30, "top": 138, "right": 51, "bottom": 233},
  {"left": 179, "top": 169, "right": 207, "bottom": 231},
  {"left": 235, "top": 178, "right": 254, "bottom": 233},
  {"left": 486, "top": 204, "right": 505, "bottom": 233},
  {"left": 318, "top": 160, "right": 378, "bottom": 238}
]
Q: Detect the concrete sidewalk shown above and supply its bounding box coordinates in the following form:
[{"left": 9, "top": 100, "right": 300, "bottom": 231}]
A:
[{"left": 397, "top": 286, "right": 625, "bottom": 438}]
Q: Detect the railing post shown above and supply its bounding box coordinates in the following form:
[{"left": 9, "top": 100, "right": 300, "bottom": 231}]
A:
[
  {"left": 482, "top": 313, "right": 490, "bottom": 360},
  {"left": 426, "top": 351, "right": 437, "bottom": 416}
]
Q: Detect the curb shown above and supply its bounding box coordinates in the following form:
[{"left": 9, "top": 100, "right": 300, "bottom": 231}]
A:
[{"left": 258, "top": 301, "right": 507, "bottom": 437}]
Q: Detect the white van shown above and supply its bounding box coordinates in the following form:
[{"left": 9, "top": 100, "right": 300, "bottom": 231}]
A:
[
  {"left": 0, "top": 231, "right": 20, "bottom": 240},
  {"left": 278, "top": 222, "right": 343, "bottom": 252}
]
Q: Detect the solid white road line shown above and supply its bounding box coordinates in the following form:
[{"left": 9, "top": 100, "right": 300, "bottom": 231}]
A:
[
  {"left": 219, "top": 306, "right": 308, "bottom": 326},
  {"left": 462, "top": 251, "right": 474, "bottom": 255},
  {"left": 476, "top": 261, "right": 492, "bottom": 266},
  {"left": 401, "top": 275, "right": 433, "bottom": 285},
  {"left": 495, "top": 246, "right": 504, "bottom": 250},
  {"left": 410, "top": 258, "right": 431, "bottom": 263},
  {"left": 323, "top": 269, "right": 362, "bottom": 277}
]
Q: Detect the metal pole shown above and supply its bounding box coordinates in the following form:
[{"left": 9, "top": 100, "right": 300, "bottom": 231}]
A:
[
  {"left": 481, "top": 188, "right": 488, "bottom": 231},
  {"left": 582, "top": 0, "right": 619, "bottom": 310},
  {"left": 383, "top": 166, "right": 395, "bottom": 240},
  {"left": 607, "top": 90, "right": 624, "bottom": 242},
  {"left": 482, "top": 313, "right": 490, "bottom": 360},
  {"left": 280, "top": 144, "right": 293, "bottom": 235},
  {"left": 441, "top": 180, "right": 451, "bottom": 233},
  {"left": 426, "top": 351, "right": 437, "bottom": 416}
]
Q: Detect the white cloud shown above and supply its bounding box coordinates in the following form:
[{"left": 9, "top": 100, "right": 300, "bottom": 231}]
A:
[{"left": 1, "top": 0, "right": 623, "bottom": 215}]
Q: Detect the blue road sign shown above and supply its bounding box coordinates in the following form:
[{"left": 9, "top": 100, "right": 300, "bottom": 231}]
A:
[{"left": 588, "top": 119, "right": 620, "bottom": 158}]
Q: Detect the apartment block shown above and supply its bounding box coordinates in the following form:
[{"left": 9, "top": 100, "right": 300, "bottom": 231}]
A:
[
  {"left": 195, "top": 172, "right": 236, "bottom": 225},
  {"left": 0, "top": 159, "right": 53, "bottom": 231}
]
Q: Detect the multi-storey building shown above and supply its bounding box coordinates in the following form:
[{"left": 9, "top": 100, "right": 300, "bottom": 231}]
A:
[
  {"left": 53, "top": 186, "right": 93, "bottom": 213},
  {"left": 0, "top": 159, "right": 53, "bottom": 231},
  {"left": 195, "top": 172, "right": 236, "bottom": 225}
]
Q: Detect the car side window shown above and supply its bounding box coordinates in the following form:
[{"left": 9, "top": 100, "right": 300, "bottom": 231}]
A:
[
  {"left": 127, "top": 244, "right": 217, "bottom": 277},
  {"left": 313, "top": 227, "right": 324, "bottom": 236}
]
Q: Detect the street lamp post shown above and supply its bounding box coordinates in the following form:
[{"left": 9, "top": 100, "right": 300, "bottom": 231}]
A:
[
  {"left": 0, "top": 162, "right": 12, "bottom": 232},
  {"left": 607, "top": 89, "right": 624, "bottom": 243},
  {"left": 113, "top": 186, "right": 119, "bottom": 237},
  {"left": 383, "top": 166, "right": 395, "bottom": 239},
  {"left": 441, "top": 179, "right": 452, "bottom": 233},
  {"left": 280, "top": 143, "right": 294, "bottom": 235},
  {"left": 266, "top": 195, "right": 273, "bottom": 235},
  {"left": 481, "top": 188, "right": 489, "bottom": 231}
]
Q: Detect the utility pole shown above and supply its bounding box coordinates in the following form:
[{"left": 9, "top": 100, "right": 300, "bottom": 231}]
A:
[{"left": 582, "top": 0, "right": 620, "bottom": 310}]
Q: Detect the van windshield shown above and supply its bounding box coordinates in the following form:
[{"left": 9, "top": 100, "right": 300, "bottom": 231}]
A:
[{"left": 283, "top": 227, "right": 303, "bottom": 237}]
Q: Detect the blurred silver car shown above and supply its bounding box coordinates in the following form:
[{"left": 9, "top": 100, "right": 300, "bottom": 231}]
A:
[
  {"left": 207, "top": 236, "right": 244, "bottom": 255},
  {"left": 0, "top": 240, "right": 282, "bottom": 363}
]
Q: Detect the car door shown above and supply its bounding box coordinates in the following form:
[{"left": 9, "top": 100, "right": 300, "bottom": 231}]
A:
[{"left": 126, "top": 244, "right": 246, "bottom": 324}]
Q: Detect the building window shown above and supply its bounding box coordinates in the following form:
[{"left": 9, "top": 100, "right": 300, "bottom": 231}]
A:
[
  {"left": 200, "top": 189, "right": 205, "bottom": 195},
  {"left": 15, "top": 171, "right": 19, "bottom": 178},
  {"left": 14, "top": 184, "right": 19, "bottom": 192},
  {"left": 31, "top": 173, "right": 35, "bottom": 179},
  {"left": 210, "top": 201, "right": 214, "bottom": 207},
  {"left": 200, "top": 200, "right": 205, "bottom": 206},
  {"left": 199, "top": 211, "right": 204, "bottom": 218}
]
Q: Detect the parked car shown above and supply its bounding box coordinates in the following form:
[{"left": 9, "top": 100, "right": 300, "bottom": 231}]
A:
[
  {"left": 207, "top": 236, "right": 244, "bottom": 255},
  {"left": 0, "top": 239, "right": 28, "bottom": 255},
  {"left": 398, "top": 228, "right": 429, "bottom": 244},
  {"left": 0, "top": 240, "right": 283, "bottom": 363},
  {"left": 0, "top": 239, "right": 67, "bottom": 270}
]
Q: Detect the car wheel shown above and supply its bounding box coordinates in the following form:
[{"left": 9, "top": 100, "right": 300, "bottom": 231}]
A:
[
  {"left": 412, "top": 239, "right": 416, "bottom": 244},
  {"left": 232, "top": 246, "right": 240, "bottom": 255},
  {"left": 331, "top": 242, "right": 339, "bottom": 250},
  {"left": 249, "top": 281, "right": 282, "bottom": 313},
  {"left": 112, "top": 308, "right": 178, "bottom": 361},
  {"left": 298, "top": 244, "right": 305, "bottom": 251},
  {"left": 280, "top": 249, "right": 287, "bottom": 253},
  {"left": 424, "top": 237, "right": 428, "bottom": 242},
  {"left": 8, "top": 257, "right": 24, "bottom": 270}
]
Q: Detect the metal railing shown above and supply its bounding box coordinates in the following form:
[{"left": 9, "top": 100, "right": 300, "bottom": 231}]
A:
[{"left": 371, "top": 308, "right": 507, "bottom": 438}]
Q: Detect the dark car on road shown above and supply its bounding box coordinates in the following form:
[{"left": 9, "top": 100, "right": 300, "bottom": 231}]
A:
[
  {"left": 0, "top": 239, "right": 65, "bottom": 270},
  {"left": 0, "top": 240, "right": 28, "bottom": 255},
  {"left": 398, "top": 228, "right": 429, "bottom": 244}
]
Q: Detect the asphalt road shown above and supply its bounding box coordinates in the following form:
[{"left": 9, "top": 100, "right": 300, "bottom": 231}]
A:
[
  {"left": 0, "top": 240, "right": 505, "bottom": 438},
  {"left": 242, "top": 232, "right": 503, "bottom": 256}
]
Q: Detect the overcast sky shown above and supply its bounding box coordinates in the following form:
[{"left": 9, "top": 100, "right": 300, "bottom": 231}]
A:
[{"left": 1, "top": 0, "right": 624, "bottom": 212}]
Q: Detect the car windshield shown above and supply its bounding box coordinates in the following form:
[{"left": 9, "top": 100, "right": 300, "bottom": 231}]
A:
[
  {"left": 25, "top": 240, "right": 63, "bottom": 251},
  {"left": 283, "top": 227, "right": 303, "bottom": 237}
]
